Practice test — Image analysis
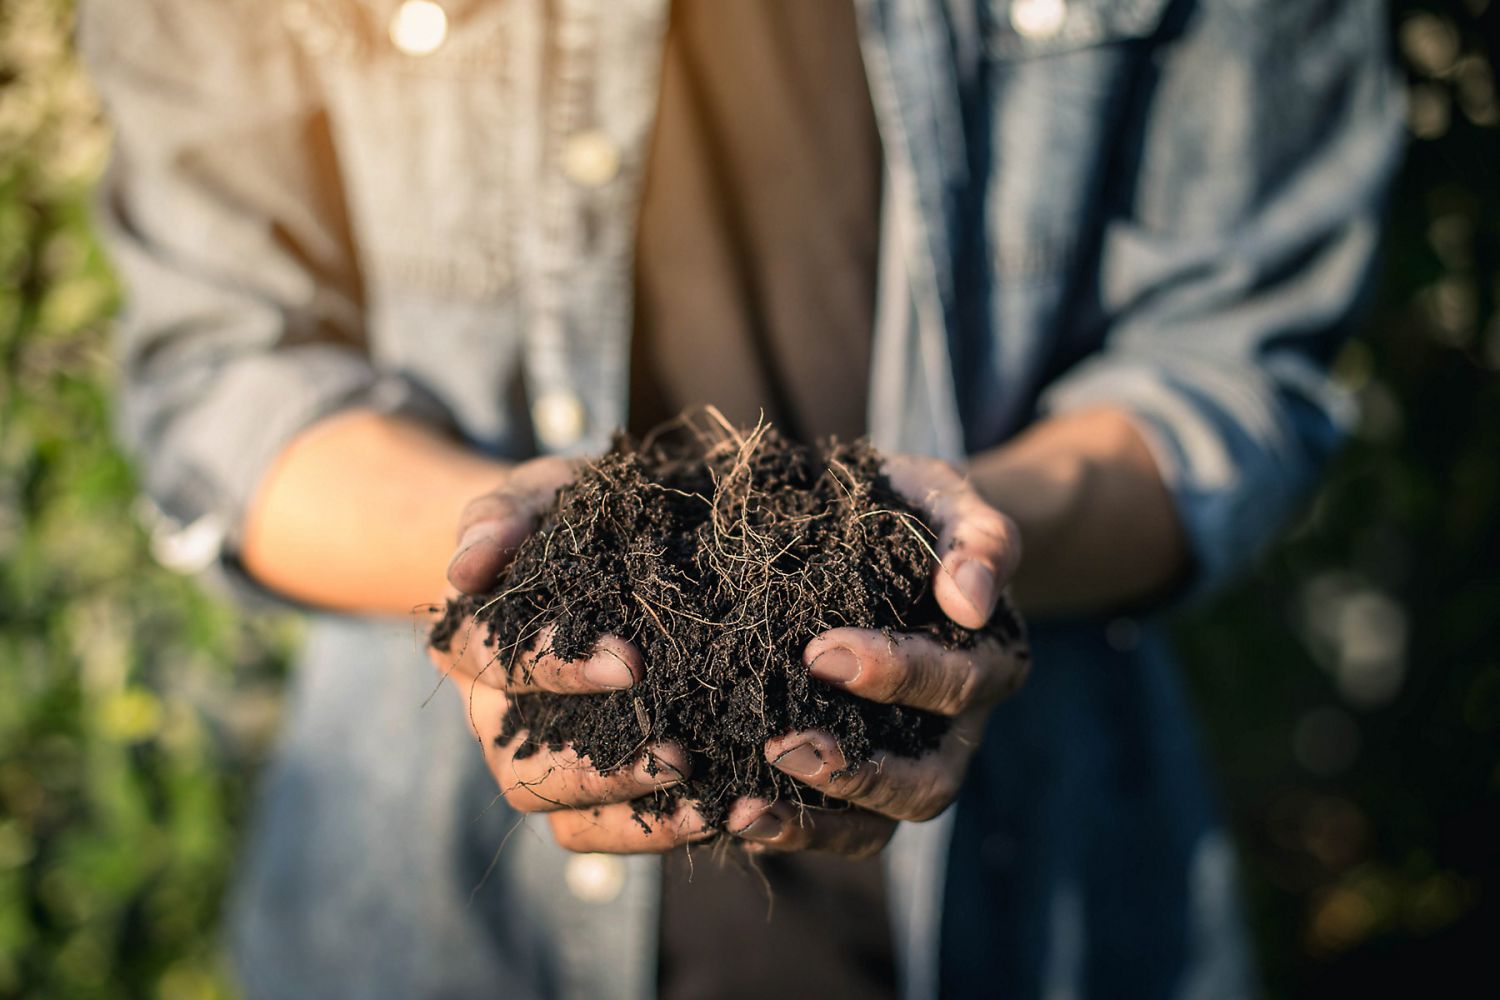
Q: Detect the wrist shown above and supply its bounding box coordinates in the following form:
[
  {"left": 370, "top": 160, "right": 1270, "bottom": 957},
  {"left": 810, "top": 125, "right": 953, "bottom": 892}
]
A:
[
  {"left": 966, "top": 441, "right": 1088, "bottom": 583},
  {"left": 242, "top": 409, "right": 513, "bottom": 615},
  {"left": 963, "top": 408, "right": 1186, "bottom": 617}
]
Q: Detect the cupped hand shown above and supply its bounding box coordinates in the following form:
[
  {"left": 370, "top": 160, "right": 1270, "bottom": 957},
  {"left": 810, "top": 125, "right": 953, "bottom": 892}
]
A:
[
  {"left": 429, "top": 455, "right": 713, "bottom": 854},
  {"left": 739, "top": 454, "right": 1030, "bottom": 855}
]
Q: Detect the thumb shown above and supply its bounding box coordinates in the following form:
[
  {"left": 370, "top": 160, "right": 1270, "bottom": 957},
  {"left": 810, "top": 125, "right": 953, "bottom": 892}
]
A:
[
  {"left": 446, "top": 513, "right": 535, "bottom": 593},
  {"left": 446, "top": 457, "right": 580, "bottom": 593}
]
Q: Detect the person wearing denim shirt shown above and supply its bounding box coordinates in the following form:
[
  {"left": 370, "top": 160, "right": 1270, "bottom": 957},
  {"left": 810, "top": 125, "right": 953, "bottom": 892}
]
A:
[{"left": 80, "top": 0, "right": 1403, "bottom": 997}]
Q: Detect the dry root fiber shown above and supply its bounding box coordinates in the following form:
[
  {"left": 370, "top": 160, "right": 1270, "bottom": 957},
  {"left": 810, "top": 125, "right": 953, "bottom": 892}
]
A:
[{"left": 431, "top": 411, "right": 1016, "bottom": 830}]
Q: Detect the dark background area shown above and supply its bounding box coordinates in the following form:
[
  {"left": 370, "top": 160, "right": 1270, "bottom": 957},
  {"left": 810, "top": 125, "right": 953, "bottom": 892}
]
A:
[
  {"left": 0, "top": 0, "right": 1495, "bottom": 996},
  {"left": 1177, "top": 0, "right": 1500, "bottom": 993}
]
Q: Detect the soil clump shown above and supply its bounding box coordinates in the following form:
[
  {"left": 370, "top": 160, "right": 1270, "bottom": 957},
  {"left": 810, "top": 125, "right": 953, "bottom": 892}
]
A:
[{"left": 431, "top": 413, "right": 1018, "bottom": 830}]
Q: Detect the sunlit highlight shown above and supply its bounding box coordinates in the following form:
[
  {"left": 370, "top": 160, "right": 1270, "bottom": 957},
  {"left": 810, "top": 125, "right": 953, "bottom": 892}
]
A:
[{"left": 389, "top": 0, "right": 448, "bottom": 57}]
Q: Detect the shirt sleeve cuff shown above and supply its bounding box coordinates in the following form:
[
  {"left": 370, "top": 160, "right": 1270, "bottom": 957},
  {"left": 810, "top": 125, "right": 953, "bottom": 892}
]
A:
[
  {"left": 1039, "top": 355, "right": 1351, "bottom": 604},
  {"left": 130, "top": 343, "right": 456, "bottom": 609}
]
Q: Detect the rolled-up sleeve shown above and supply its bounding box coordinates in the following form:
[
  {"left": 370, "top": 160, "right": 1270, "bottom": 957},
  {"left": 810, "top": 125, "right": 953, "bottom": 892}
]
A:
[
  {"left": 79, "top": 0, "right": 452, "bottom": 587},
  {"left": 1040, "top": 0, "right": 1405, "bottom": 598}
]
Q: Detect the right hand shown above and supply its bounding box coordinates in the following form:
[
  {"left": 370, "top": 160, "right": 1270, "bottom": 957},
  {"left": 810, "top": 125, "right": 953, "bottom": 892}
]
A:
[{"left": 429, "top": 455, "right": 713, "bottom": 852}]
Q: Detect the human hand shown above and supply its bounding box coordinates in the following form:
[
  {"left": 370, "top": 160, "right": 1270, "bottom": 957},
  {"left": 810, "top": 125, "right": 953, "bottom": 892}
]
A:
[
  {"left": 735, "top": 454, "right": 1030, "bottom": 856},
  {"left": 430, "top": 455, "right": 713, "bottom": 853}
]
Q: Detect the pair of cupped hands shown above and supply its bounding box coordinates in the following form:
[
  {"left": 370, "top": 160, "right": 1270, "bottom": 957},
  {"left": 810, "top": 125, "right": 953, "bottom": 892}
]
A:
[{"left": 427, "top": 452, "right": 1031, "bottom": 858}]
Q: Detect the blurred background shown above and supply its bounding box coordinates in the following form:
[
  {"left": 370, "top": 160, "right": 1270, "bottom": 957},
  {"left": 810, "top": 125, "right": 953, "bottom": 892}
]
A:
[{"left": 0, "top": 0, "right": 1495, "bottom": 996}]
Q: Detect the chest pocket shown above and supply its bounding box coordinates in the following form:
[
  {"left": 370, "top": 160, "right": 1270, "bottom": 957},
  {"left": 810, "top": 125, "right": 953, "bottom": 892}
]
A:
[
  {"left": 280, "top": 0, "right": 523, "bottom": 303},
  {"left": 972, "top": 0, "right": 1175, "bottom": 285},
  {"left": 982, "top": 0, "right": 1173, "bottom": 59}
]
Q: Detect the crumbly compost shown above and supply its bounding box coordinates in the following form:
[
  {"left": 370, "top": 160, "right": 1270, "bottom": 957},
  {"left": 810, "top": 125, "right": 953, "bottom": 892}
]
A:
[{"left": 431, "top": 413, "right": 1019, "bottom": 830}]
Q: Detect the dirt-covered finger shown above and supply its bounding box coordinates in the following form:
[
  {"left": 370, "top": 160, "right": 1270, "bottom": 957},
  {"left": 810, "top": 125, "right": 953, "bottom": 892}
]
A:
[
  {"left": 930, "top": 492, "right": 1020, "bottom": 630},
  {"left": 726, "top": 799, "right": 896, "bottom": 858},
  {"left": 439, "top": 624, "right": 643, "bottom": 694},
  {"left": 447, "top": 456, "right": 579, "bottom": 593},
  {"left": 806, "top": 628, "right": 1027, "bottom": 716},
  {"left": 881, "top": 453, "right": 966, "bottom": 516},
  {"left": 442, "top": 669, "right": 511, "bottom": 746},
  {"left": 510, "top": 630, "right": 644, "bottom": 694},
  {"left": 881, "top": 455, "right": 1021, "bottom": 629},
  {"left": 428, "top": 617, "right": 509, "bottom": 690},
  {"left": 497, "top": 740, "right": 689, "bottom": 814},
  {"left": 765, "top": 720, "right": 982, "bottom": 823},
  {"left": 548, "top": 800, "right": 712, "bottom": 854}
]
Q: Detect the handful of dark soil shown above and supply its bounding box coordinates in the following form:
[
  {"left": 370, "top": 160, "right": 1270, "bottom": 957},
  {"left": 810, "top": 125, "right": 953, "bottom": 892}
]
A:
[{"left": 431, "top": 413, "right": 1014, "bottom": 830}]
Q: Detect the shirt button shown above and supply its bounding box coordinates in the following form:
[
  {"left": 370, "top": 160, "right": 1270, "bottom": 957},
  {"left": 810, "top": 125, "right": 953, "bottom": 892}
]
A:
[
  {"left": 532, "top": 390, "right": 588, "bottom": 450},
  {"left": 564, "top": 854, "right": 625, "bottom": 904},
  {"left": 562, "top": 131, "right": 621, "bottom": 188},
  {"left": 389, "top": 0, "right": 449, "bottom": 57},
  {"left": 1010, "top": 0, "right": 1068, "bottom": 40}
]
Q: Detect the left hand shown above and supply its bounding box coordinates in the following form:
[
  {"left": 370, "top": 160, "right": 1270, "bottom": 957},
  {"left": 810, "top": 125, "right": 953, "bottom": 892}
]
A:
[{"left": 728, "top": 454, "right": 1031, "bottom": 856}]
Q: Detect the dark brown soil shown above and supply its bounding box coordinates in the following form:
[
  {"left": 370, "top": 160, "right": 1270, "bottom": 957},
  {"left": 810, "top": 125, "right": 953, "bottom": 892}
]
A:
[{"left": 431, "top": 413, "right": 1018, "bottom": 830}]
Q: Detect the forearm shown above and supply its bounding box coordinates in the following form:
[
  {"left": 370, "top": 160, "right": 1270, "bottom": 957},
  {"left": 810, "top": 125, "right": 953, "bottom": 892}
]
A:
[
  {"left": 968, "top": 407, "right": 1188, "bottom": 619},
  {"left": 241, "top": 409, "right": 508, "bottom": 616}
]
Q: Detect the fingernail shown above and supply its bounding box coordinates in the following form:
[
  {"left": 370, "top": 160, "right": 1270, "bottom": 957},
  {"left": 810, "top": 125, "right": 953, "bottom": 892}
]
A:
[
  {"left": 773, "top": 742, "right": 826, "bottom": 778},
  {"left": 735, "top": 813, "right": 784, "bottom": 842},
  {"left": 809, "top": 647, "right": 861, "bottom": 684},
  {"left": 583, "top": 652, "right": 636, "bottom": 690},
  {"left": 448, "top": 523, "right": 498, "bottom": 574},
  {"left": 954, "top": 560, "right": 997, "bottom": 621}
]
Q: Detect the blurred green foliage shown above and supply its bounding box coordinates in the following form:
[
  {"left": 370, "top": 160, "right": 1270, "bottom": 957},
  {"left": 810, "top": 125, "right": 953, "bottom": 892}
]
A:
[
  {"left": 1177, "top": 1, "right": 1500, "bottom": 993},
  {"left": 0, "top": 0, "right": 1494, "bottom": 997},
  {"left": 0, "top": 1, "right": 294, "bottom": 997}
]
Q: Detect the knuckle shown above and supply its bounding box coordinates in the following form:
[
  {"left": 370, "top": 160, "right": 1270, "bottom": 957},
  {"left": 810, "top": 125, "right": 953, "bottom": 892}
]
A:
[
  {"left": 888, "top": 794, "right": 929, "bottom": 823},
  {"left": 833, "top": 757, "right": 885, "bottom": 803},
  {"left": 947, "top": 657, "right": 991, "bottom": 715},
  {"left": 890, "top": 647, "right": 962, "bottom": 716},
  {"left": 933, "top": 458, "right": 964, "bottom": 484},
  {"left": 773, "top": 817, "right": 814, "bottom": 853},
  {"left": 883, "top": 658, "right": 926, "bottom": 707},
  {"left": 876, "top": 767, "right": 956, "bottom": 823},
  {"left": 857, "top": 764, "right": 924, "bottom": 822},
  {"left": 458, "top": 491, "right": 518, "bottom": 529},
  {"left": 960, "top": 510, "right": 1016, "bottom": 555},
  {"left": 915, "top": 773, "right": 961, "bottom": 821},
  {"left": 887, "top": 649, "right": 939, "bottom": 709},
  {"left": 844, "top": 819, "right": 897, "bottom": 859}
]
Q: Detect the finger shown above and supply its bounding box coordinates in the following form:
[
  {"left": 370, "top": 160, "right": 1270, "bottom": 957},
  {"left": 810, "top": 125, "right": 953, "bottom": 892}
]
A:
[
  {"left": 805, "top": 627, "right": 1029, "bottom": 716},
  {"left": 726, "top": 799, "right": 896, "bottom": 859},
  {"left": 447, "top": 456, "right": 579, "bottom": 593},
  {"left": 443, "top": 666, "right": 511, "bottom": 746},
  {"left": 435, "top": 625, "right": 644, "bottom": 694},
  {"left": 765, "top": 716, "right": 984, "bottom": 822},
  {"left": 883, "top": 455, "right": 1022, "bottom": 630},
  {"left": 497, "top": 628, "right": 644, "bottom": 694},
  {"left": 549, "top": 800, "right": 712, "bottom": 854},
  {"left": 498, "top": 738, "right": 690, "bottom": 814}
]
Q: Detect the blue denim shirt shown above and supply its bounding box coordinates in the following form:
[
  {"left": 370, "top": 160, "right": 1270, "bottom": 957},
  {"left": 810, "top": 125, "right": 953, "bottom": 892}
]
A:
[{"left": 81, "top": 1, "right": 1403, "bottom": 997}]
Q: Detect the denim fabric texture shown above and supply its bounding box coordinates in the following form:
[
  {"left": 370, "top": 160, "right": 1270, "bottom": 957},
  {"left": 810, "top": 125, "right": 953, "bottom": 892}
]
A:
[{"left": 79, "top": 0, "right": 1404, "bottom": 997}]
